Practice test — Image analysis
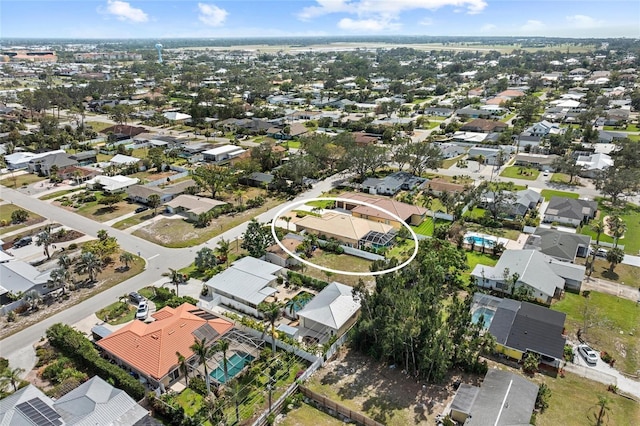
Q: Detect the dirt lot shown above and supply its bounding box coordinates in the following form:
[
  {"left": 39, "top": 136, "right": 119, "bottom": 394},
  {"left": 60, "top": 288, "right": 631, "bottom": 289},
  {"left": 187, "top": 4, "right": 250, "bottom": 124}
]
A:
[{"left": 307, "top": 347, "right": 484, "bottom": 426}]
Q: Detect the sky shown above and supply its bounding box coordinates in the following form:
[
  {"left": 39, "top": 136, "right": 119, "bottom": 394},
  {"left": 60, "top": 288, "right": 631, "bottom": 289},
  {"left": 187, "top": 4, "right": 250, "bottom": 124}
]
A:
[{"left": 1, "top": 0, "right": 639, "bottom": 39}]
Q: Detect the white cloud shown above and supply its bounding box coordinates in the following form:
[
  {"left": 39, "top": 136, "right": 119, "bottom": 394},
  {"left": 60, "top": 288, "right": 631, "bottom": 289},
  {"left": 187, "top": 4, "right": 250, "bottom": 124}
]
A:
[
  {"left": 521, "top": 19, "right": 545, "bottom": 33},
  {"left": 198, "top": 3, "right": 228, "bottom": 27},
  {"left": 338, "top": 17, "right": 400, "bottom": 32},
  {"left": 419, "top": 17, "right": 434, "bottom": 26},
  {"left": 566, "top": 14, "right": 603, "bottom": 29},
  {"left": 480, "top": 23, "right": 496, "bottom": 32},
  {"left": 103, "top": 0, "right": 148, "bottom": 23}
]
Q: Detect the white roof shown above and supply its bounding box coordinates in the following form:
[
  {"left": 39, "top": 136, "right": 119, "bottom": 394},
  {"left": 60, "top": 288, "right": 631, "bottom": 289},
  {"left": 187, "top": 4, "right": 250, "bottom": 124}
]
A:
[
  {"left": 110, "top": 154, "right": 140, "bottom": 165},
  {"left": 0, "top": 261, "right": 51, "bottom": 294},
  {"left": 163, "top": 111, "right": 192, "bottom": 121},
  {"left": 297, "top": 282, "right": 361, "bottom": 330},
  {"left": 202, "top": 145, "right": 245, "bottom": 156},
  {"left": 87, "top": 175, "right": 139, "bottom": 192},
  {"left": 205, "top": 257, "right": 282, "bottom": 306}
]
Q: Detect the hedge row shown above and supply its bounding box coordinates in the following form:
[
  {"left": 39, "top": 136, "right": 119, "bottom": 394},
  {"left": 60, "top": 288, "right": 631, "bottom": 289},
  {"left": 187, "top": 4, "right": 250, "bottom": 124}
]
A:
[
  {"left": 286, "top": 271, "right": 329, "bottom": 292},
  {"left": 46, "top": 323, "right": 146, "bottom": 400}
]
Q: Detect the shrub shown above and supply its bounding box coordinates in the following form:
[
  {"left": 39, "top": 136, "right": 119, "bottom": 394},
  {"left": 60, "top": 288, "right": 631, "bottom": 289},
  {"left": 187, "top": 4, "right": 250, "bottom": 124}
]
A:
[
  {"left": 536, "top": 383, "right": 551, "bottom": 412},
  {"left": 523, "top": 352, "right": 540, "bottom": 374},
  {"left": 68, "top": 243, "right": 78, "bottom": 250},
  {"left": 46, "top": 323, "right": 145, "bottom": 400},
  {"left": 286, "top": 271, "right": 328, "bottom": 292},
  {"left": 563, "top": 344, "right": 574, "bottom": 362},
  {"left": 188, "top": 376, "right": 207, "bottom": 396}
]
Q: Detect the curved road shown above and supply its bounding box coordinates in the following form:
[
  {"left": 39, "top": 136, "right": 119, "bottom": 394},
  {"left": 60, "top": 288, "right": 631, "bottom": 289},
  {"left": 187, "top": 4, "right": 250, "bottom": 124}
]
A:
[{"left": 0, "top": 173, "right": 348, "bottom": 372}]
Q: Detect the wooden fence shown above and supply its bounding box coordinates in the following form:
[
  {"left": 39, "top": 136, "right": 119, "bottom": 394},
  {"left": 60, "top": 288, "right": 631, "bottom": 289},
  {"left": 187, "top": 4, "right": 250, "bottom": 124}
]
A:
[{"left": 299, "top": 386, "right": 385, "bottom": 426}]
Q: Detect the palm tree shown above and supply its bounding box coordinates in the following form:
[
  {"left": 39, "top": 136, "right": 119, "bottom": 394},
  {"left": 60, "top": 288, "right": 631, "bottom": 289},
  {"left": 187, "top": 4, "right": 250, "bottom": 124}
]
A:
[
  {"left": 280, "top": 215, "right": 292, "bottom": 231},
  {"left": 591, "top": 220, "right": 605, "bottom": 246},
  {"left": 258, "top": 301, "right": 282, "bottom": 353},
  {"left": 285, "top": 292, "right": 314, "bottom": 317},
  {"left": 215, "top": 339, "right": 230, "bottom": 384},
  {"left": 477, "top": 154, "right": 485, "bottom": 171},
  {"left": 0, "top": 366, "right": 25, "bottom": 392},
  {"left": 57, "top": 254, "right": 72, "bottom": 270},
  {"left": 23, "top": 290, "right": 41, "bottom": 311},
  {"left": 593, "top": 395, "right": 611, "bottom": 426},
  {"left": 119, "top": 252, "right": 135, "bottom": 270},
  {"left": 606, "top": 248, "right": 625, "bottom": 273},
  {"left": 215, "top": 238, "right": 231, "bottom": 268},
  {"left": 36, "top": 229, "right": 53, "bottom": 259},
  {"left": 147, "top": 194, "right": 162, "bottom": 215},
  {"left": 48, "top": 267, "right": 70, "bottom": 295},
  {"left": 163, "top": 268, "right": 186, "bottom": 297},
  {"left": 176, "top": 351, "right": 189, "bottom": 387},
  {"left": 190, "top": 337, "right": 213, "bottom": 394},
  {"left": 612, "top": 222, "right": 626, "bottom": 249},
  {"left": 75, "top": 252, "right": 103, "bottom": 283}
]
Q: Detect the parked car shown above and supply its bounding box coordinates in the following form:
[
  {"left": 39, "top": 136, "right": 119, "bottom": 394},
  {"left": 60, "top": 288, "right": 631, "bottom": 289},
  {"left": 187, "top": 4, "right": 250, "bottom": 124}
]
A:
[
  {"left": 135, "top": 206, "right": 149, "bottom": 213},
  {"left": 136, "top": 301, "right": 149, "bottom": 320},
  {"left": 578, "top": 344, "right": 598, "bottom": 365},
  {"left": 129, "top": 292, "right": 144, "bottom": 304},
  {"left": 590, "top": 247, "right": 608, "bottom": 258},
  {"left": 543, "top": 171, "right": 549, "bottom": 176},
  {"left": 13, "top": 236, "right": 33, "bottom": 248}
]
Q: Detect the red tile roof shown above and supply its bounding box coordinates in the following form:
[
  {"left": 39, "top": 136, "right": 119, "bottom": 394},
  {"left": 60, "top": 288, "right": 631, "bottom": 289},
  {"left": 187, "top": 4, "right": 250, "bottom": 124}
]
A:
[
  {"left": 340, "top": 192, "right": 427, "bottom": 222},
  {"left": 97, "top": 303, "right": 232, "bottom": 380}
]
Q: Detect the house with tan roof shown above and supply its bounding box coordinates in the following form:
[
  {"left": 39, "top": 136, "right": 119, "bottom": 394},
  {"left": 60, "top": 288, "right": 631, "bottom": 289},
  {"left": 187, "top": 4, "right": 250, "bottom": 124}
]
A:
[
  {"left": 295, "top": 212, "right": 395, "bottom": 249},
  {"left": 165, "top": 195, "right": 227, "bottom": 221},
  {"left": 424, "top": 178, "right": 467, "bottom": 196},
  {"left": 96, "top": 303, "right": 233, "bottom": 389},
  {"left": 335, "top": 192, "right": 427, "bottom": 228}
]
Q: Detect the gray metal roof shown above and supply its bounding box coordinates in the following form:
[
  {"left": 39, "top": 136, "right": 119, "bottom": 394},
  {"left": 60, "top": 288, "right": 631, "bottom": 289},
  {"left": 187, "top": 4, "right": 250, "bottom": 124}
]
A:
[
  {"left": 0, "top": 261, "right": 51, "bottom": 293},
  {"left": 0, "top": 385, "right": 58, "bottom": 426},
  {"left": 493, "top": 250, "right": 564, "bottom": 298},
  {"left": 297, "top": 282, "right": 360, "bottom": 330},
  {"left": 527, "top": 228, "right": 591, "bottom": 262},
  {"left": 466, "top": 369, "right": 538, "bottom": 426},
  {"left": 53, "top": 376, "right": 149, "bottom": 426},
  {"left": 205, "top": 257, "right": 282, "bottom": 306},
  {"left": 450, "top": 384, "right": 479, "bottom": 415}
]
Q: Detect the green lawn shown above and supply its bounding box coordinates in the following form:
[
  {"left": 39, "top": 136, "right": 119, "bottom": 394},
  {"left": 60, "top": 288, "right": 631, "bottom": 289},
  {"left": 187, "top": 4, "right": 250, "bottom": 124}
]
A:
[
  {"left": 111, "top": 211, "right": 155, "bottom": 230},
  {"left": 283, "top": 140, "right": 301, "bottom": 149},
  {"left": 576, "top": 257, "right": 640, "bottom": 286},
  {"left": 85, "top": 120, "right": 113, "bottom": 133},
  {"left": 603, "top": 124, "right": 639, "bottom": 131},
  {"left": 0, "top": 205, "right": 46, "bottom": 235},
  {"left": 301, "top": 252, "right": 373, "bottom": 287},
  {"left": 464, "top": 223, "right": 521, "bottom": 241},
  {"left": 305, "top": 200, "right": 335, "bottom": 209},
  {"left": 0, "top": 173, "right": 46, "bottom": 189},
  {"left": 464, "top": 251, "right": 499, "bottom": 285},
  {"left": 552, "top": 291, "right": 640, "bottom": 375},
  {"left": 579, "top": 201, "right": 640, "bottom": 255},
  {"left": 74, "top": 197, "right": 139, "bottom": 223},
  {"left": 550, "top": 173, "right": 581, "bottom": 186},
  {"left": 540, "top": 189, "right": 580, "bottom": 201},
  {"left": 464, "top": 207, "right": 486, "bottom": 221},
  {"left": 281, "top": 403, "right": 344, "bottom": 426},
  {"left": 441, "top": 154, "right": 465, "bottom": 169},
  {"left": 535, "top": 372, "right": 640, "bottom": 426},
  {"left": 499, "top": 166, "right": 540, "bottom": 180},
  {"left": 500, "top": 112, "right": 516, "bottom": 122},
  {"left": 411, "top": 217, "right": 435, "bottom": 236},
  {"left": 38, "top": 188, "right": 83, "bottom": 200}
]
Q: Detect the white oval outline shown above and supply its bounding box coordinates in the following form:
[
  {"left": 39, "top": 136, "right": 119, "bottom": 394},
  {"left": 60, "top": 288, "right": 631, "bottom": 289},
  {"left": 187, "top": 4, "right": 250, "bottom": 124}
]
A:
[{"left": 270, "top": 197, "right": 419, "bottom": 276}]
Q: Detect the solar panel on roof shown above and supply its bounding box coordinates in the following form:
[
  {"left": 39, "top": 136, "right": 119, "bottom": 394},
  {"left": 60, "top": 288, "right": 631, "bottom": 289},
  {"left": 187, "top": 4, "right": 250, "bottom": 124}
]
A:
[
  {"left": 192, "top": 323, "right": 220, "bottom": 342},
  {"left": 16, "top": 398, "right": 62, "bottom": 426}
]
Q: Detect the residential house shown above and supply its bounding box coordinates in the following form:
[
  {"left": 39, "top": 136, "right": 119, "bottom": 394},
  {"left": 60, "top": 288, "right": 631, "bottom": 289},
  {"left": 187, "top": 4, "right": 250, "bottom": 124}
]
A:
[
  {"left": 604, "top": 109, "right": 629, "bottom": 126},
  {"left": 109, "top": 154, "right": 142, "bottom": 168},
  {"left": 165, "top": 195, "right": 227, "bottom": 221},
  {"left": 467, "top": 146, "right": 509, "bottom": 166},
  {"left": 52, "top": 376, "right": 156, "bottom": 425},
  {"left": 576, "top": 152, "right": 613, "bottom": 178},
  {"left": 433, "top": 142, "right": 466, "bottom": 159},
  {"left": 126, "top": 185, "right": 172, "bottom": 204},
  {"left": 517, "top": 134, "right": 543, "bottom": 150},
  {"left": 162, "top": 111, "right": 192, "bottom": 122},
  {"left": 27, "top": 152, "right": 78, "bottom": 176},
  {"left": 483, "top": 295, "right": 567, "bottom": 366},
  {"left": 460, "top": 119, "right": 507, "bottom": 133},
  {"left": 97, "top": 303, "right": 233, "bottom": 389},
  {"left": 361, "top": 171, "right": 427, "bottom": 196},
  {"left": 202, "top": 145, "right": 246, "bottom": 164},
  {"left": 265, "top": 236, "right": 302, "bottom": 268},
  {"left": 423, "top": 178, "right": 467, "bottom": 195},
  {"left": 452, "top": 132, "right": 489, "bottom": 144},
  {"left": 422, "top": 107, "right": 453, "bottom": 117},
  {"left": 205, "top": 257, "right": 284, "bottom": 317},
  {"left": 598, "top": 130, "right": 628, "bottom": 144},
  {"left": 286, "top": 110, "right": 322, "bottom": 121},
  {"left": 86, "top": 175, "right": 139, "bottom": 193},
  {"left": 266, "top": 122, "right": 308, "bottom": 140},
  {"left": 296, "top": 282, "right": 361, "bottom": 342},
  {"left": 512, "top": 188, "right": 542, "bottom": 217},
  {"left": 5, "top": 149, "right": 65, "bottom": 170},
  {"left": 450, "top": 369, "right": 538, "bottom": 425},
  {"left": 294, "top": 212, "right": 396, "bottom": 249},
  {"left": 0, "top": 261, "right": 52, "bottom": 305},
  {"left": 525, "top": 227, "right": 591, "bottom": 262},
  {"left": 543, "top": 197, "right": 598, "bottom": 227},
  {"left": 523, "top": 120, "right": 564, "bottom": 138},
  {"left": 352, "top": 132, "right": 380, "bottom": 146},
  {"left": 335, "top": 192, "right": 428, "bottom": 228},
  {"left": 69, "top": 150, "right": 98, "bottom": 166},
  {"left": 513, "top": 153, "right": 559, "bottom": 171},
  {"left": 456, "top": 107, "right": 493, "bottom": 119},
  {"left": 238, "top": 172, "right": 275, "bottom": 189},
  {"left": 471, "top": 249, "right": 585, "bottom": 303},
  {"left": 0, "top": 385, "right": 63, "bottom": 425}
]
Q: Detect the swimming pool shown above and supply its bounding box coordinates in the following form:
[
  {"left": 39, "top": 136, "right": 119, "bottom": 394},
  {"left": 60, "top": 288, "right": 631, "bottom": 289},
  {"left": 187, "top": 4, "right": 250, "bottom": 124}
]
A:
[
  {"left": 210, "top": 352, "right": 255, "bottom": 384},
  {"left": 472, "top": 307, "right": 495, "bottom": 329},
  {"left": 465, "top": 234, "right": 497, "bottom": 248},
  {"left": 290, "top": 291, "right": 314, "bottom": 313}
]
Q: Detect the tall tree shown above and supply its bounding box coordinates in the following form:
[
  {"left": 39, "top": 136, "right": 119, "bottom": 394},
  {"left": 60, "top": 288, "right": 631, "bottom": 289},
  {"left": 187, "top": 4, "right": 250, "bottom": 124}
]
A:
[
  {"left": 147, "top": 194, "right": 162, "bottom": 215},
  {"left": 176, "top": 351, "right": 189, "bottom": 387},
  {"left": 75, "top": 252, "right": 103, "bottom": 282},
  {"left": 190, "top": 337, "right": 213, "bottom": 394},
  {"left": 241, "top": 219, "right": 275, "bottom": 258},
  {"left": 215, "top": 339, "right": 230, "bottom": 384},
  {"left": 191, "top": 164, "right": 235, "bottom": 199},
  {"left": 606, "top": 248, "right": 624, "bottom": 273},
  {"left": 35, "top": 229, "right": 53, "bottom": 259},
  {"left": 0, "top": 366, "right": 25, "bottom": 392},
  {"left": 119, "top": 252, "right": 135, "bottom": 269},
  {"left": 258, "top": 301, "right": 282, "bottom": 353},
  {"left": 215, "top": 237, "right": 231, "bottom": 267},
  {"left": 163, "top": 268, "right": 186, "bottom": 297}
]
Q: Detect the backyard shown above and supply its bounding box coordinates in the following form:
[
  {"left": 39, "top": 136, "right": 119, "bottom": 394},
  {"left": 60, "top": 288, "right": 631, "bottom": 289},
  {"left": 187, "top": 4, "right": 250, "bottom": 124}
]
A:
[
  {"left": 463, "top": 251, "right": 499, "bottom": 286},
  {"left": 551, "top": 291, "right": 639, "bottom": 375},
  {"left": 410, "top": 217, "right": 436, "bottom": 236},
  {"left": 579, "top": 201, "right": 640, "bottom": 255},
  {"left": 298, "top": 252, "right": 374, "bottom": 287},
  {"left": 280, "top": 402, "right": 344, "bottom": 426},
  {"left": 540, "top": 189, "right": 580, "bottom": 201},
  {"left": 576, "top": 257, "right": 640, "bottom": 286},
  {"left": 499, "top": 166, "right": 540, "bottom": 180}
]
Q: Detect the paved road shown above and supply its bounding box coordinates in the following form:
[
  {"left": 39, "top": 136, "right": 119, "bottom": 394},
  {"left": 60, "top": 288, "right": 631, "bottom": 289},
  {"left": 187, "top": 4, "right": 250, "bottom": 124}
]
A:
[{"left": 0, "top": 172, "right": 348, "bottom": 374}]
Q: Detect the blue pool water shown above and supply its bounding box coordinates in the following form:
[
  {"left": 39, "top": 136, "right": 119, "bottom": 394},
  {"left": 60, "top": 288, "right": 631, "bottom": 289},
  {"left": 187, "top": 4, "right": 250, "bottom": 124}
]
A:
[
  {"left": 290, "top": 291, "right": 314, "bottom": 313},
  {"left": 466, "top": 235, "right": 496, "bottom": 248},
  {"left": 210, "top": 353, "right": 255, "bottom": 384},
  {"left": 472, "top": 307, "right": 495, "bottom": 329}
]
